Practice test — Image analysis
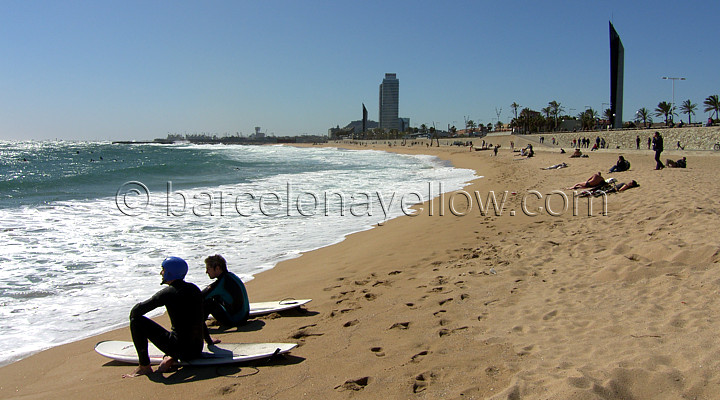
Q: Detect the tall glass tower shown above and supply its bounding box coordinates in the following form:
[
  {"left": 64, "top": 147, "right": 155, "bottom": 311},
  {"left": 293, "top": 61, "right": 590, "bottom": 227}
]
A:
[{"left": 379, "top": 73, "right": 400, "bottom": 132}]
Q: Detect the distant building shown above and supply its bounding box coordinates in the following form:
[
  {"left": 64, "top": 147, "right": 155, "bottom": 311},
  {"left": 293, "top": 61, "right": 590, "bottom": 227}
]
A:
[
  {"left": 379, "top": 73, "right": 400, "bottom": 132},
  {"left": 609, "top": 22, "right": 624, "bottom": 129}
]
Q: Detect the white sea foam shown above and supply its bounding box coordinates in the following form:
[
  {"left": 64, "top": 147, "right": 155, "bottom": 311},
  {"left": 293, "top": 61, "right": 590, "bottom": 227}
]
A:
[{"left": 0, "top": 145, "right": 477, "bottom": 365}]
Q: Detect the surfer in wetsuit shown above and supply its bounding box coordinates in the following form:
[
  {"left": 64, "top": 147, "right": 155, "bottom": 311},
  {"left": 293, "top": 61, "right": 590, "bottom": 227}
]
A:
[
  {"left": 202, "top": 254, "right": 250, "bottom": 327},
  {"left": 123, "top": 257, "right": 215, "bottom": 378}
]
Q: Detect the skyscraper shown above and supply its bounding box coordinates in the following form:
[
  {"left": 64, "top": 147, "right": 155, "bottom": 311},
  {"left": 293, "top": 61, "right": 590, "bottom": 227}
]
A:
[
  {"left": 379, "top": 73, "right": 399, "bottom": 132},
  {"left": 609, "top": 22, "right": 624, "bottom": 129}
]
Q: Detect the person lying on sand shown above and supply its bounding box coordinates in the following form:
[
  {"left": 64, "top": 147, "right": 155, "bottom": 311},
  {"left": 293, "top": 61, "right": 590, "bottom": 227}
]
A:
[
  {"left": 666, "top": 157, "right": 687, "bottom": 168},
  {"left": 567, "top": 172, "right": 604, "bottom": 190},
  {"left": 578, "top": 178, "right": 639, "bottom": 197},
  {"left": 542, "top": 162, "right": 568, "bottom": 170},
  {"left": 615, "top": 180, "right": 640, "bottom": 192}
]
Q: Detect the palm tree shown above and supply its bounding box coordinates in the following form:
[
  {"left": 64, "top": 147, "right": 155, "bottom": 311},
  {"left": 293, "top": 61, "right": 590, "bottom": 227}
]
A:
[
  {"left": 636, "top": 107, "right": 651, "bottom": 128},
  {"left": 541, "top": 106, "right": 551, "bottom": 119},
  {"left": 679, "top": 99, "right": 697, "bottom": 124},
  {"left": 704, "top": 95, "right": 720, "bottom": 120},
  {"left": 510, "top": 102, "right": 520, "bottom": 120},
  {"left": 655, "top": 101, "right": 675, "bottom": 125},
  {"left": 578, "top": 108, "right": 598, "bottom": 131},
  {"left": 541, "top": 106, "right": 552, "bottom": 131},
  {"left": 548, "top": 101, "right": 564, "bottom": 131},
  {"left": 603, "top": 108, "right": 614, "bottom": 123},
  {"left": 510, "top": 102, "right": 520, "bottom": 132},
  {"left": 466, "top": 120, "right": 476, "bottom": 136}
]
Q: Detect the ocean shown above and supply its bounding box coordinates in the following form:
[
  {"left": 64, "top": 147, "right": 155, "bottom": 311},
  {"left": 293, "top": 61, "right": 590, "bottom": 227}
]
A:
[{"left": 0, "top": 141, "right": 477, "bottom": 366}]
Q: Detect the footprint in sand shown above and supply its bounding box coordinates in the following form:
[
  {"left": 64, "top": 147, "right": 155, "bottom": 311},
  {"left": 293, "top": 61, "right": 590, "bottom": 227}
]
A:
[
  {"left": 364, "top": 292, "right": 377, "bottom": 301},
  {"left": 411, "top": 350, "right": 429, "bottom": 363},
  {"left": 543, "top": 310, "right": 558, "bottom": 320},
  {"left": 343, "top": 319, "right": 359, "bottom": 327},
  {"left": 517, "top": 344, "right": 535, "bottom": 356},
  {"left": 291, "top": 324, "right": 324, "bottom": 340},
  {"left": 438, "top": 298, "right": 453, "bottom": 306},
  {"left": 412, "top": 372, "right": 437, "bottom": 393},
  {"left": 389, "top": 322, "right": 410, "bottom": 330},
  {"left": 370, "top": 347, "right": 385, "bottom": 357},
  {"left": 329, "top": 308, "right": 354, "bottom": 318},
  {"left": 438, "top": 326, "right": 468, "bottom": 337},
  {"left": 335, "top": 376, "right": 370, "bottom": 392}
]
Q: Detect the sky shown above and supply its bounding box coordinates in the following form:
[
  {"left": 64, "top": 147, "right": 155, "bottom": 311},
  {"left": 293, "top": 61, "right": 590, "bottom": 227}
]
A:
[{"left": 1, "top": 0, "right": 718, "bottom": 141}]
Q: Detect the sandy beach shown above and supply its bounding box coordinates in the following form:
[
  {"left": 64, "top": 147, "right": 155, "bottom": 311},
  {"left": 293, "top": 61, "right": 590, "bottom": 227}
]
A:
[{"left": 2, "top": 134, "right": 720, "bottom": 399}]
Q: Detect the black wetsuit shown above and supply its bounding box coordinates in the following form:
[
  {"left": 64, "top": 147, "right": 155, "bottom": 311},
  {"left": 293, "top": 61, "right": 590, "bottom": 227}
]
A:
[{"left": 129, "top": 280, "right": 206, "bottom": 366}]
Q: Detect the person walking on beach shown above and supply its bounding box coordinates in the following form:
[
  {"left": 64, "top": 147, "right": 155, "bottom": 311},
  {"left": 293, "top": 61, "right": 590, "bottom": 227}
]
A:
[
  {"left": 636, "top": 135, "right": 640, "bottom": 150},
  {"left": 652, "top": 131, "right": 664, "bottom": 170},
  {"left": 202, "top": 254, "right": 250, "bottom": 327},
  {"left": 123, "top": 257, "right": 213, "bottom": 378}
]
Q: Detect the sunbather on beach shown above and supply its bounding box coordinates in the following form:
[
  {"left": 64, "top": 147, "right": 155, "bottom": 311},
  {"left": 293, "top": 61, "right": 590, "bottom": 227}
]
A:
[
  {"left": 567, "top": 172, "right": 604, "bottom": 189},
  {"left": 615, "top": 180, "right": 639, "bottom": 192},
  {"left": 666, "top": 157, "right": 686, "bottom": 168},
  {"left": 542, "top": 162, "right": 568, "bottom": 170}
]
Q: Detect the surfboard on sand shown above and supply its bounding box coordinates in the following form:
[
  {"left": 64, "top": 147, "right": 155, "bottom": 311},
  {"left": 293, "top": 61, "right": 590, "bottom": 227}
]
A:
[
  {"left": 248, "top": 299, "right": 311, "bottom": 317},
  {"left": 95, "top": 340, "right": 297, "bottom": 365}
]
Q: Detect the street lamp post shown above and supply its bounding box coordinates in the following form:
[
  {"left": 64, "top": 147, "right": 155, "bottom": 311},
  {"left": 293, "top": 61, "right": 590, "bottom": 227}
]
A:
[{"left": 662, "top": 76, "right": 686, "bottom": 120}]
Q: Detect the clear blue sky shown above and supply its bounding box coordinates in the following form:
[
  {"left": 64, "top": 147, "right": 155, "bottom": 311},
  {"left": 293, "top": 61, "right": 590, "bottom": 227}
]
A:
[{"left": 1, "top": 1, "right": 717, "bottom": 141}]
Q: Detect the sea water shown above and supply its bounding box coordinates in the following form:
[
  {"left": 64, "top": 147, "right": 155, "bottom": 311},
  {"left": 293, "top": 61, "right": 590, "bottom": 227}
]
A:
[{"left": 0, "top": 141, "right": 476, "bottom": 366}]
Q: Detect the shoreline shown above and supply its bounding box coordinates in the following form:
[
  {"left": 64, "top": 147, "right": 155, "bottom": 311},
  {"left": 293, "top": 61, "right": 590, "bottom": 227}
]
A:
[
  {"left": 0, "top": 145, "right": 473, "bottom": 368},
  {"left": 3, "top": 136, "right": 720, "bottom": 399}
]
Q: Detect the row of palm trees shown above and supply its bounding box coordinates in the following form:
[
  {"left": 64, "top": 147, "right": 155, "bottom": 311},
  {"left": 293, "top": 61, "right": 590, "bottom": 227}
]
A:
[
  {"left": 508, "top": 95, "right": 720, "bottom": 133},
  {"left": 635, "top": 95, "right": 719, "bottom": 127}
]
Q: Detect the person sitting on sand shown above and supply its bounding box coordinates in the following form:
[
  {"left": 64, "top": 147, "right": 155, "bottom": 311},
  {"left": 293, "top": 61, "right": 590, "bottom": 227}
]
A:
[
  {"left": 202, "top": 254, "right": 250, "bottom": 327},
  {"left": 569, "top": 148, "right": 582, "bottom": 158},
  {"left": 524, "top": 144, "right": 534, "bottom": 158},
  {"left": 567, "top": 172, "right": 604, "bottom": 190},
  {"left": 123, "top": 257, "right": 214, "bottom": 378},
  {"left": 609, "top": 155, "right": 630, "bottom": 173},
  {"left": 666, "top": 157, "right": 687, "bottom": 168}
]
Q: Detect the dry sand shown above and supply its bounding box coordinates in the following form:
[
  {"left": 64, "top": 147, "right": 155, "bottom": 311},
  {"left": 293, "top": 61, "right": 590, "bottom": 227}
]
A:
[{"left": 2, "top": 137, "right": 720, "bottom": 399}]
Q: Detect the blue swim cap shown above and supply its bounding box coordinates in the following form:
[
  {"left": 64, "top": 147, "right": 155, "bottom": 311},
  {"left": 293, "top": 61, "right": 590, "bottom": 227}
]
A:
[{"left": 161, "top": 257, "right": 188, "bottom": 283}]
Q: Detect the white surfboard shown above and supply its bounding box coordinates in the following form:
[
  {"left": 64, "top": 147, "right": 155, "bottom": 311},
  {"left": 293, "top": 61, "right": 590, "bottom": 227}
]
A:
[
  {"left": 95, "top": 340, "right": 297, "bottom": 365},
  {"left": 248, "top": 299, "right": 312, "bottom": 317}
]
